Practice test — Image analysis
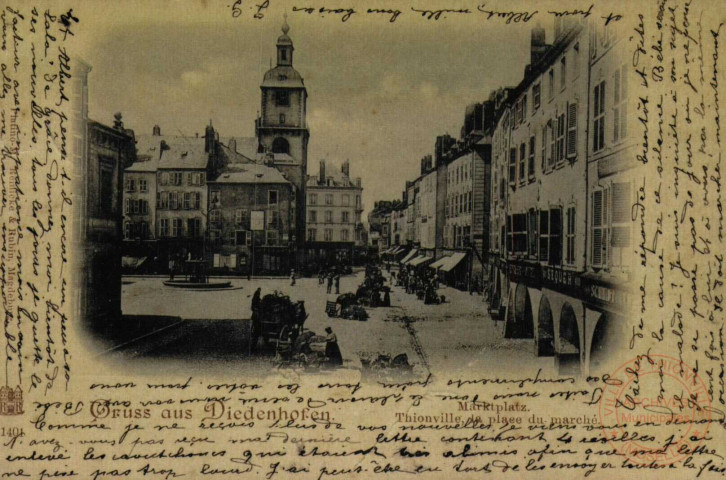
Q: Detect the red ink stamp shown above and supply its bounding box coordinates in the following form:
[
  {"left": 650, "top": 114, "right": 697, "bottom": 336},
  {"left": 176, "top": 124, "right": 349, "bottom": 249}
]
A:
[{"left": 598, "top": 354, "right": 712, "bottom": 466}]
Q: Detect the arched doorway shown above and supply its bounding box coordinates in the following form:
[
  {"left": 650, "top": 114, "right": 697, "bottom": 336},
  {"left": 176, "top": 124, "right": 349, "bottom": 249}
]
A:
[
  {"left": 505, "top": 283, "right": 533, "bottom": 338},
  {"left": 272, "top": 137, "right": 290, "bottom": 154},
  {"left": 590, "top": 313, "right": 617, "bottom": 374},
  {"left": 536, "top": 296, "right": 555, "bottom": 356},
  {"left": 557, "top": 303, "right": 580, "bottom": 375}
]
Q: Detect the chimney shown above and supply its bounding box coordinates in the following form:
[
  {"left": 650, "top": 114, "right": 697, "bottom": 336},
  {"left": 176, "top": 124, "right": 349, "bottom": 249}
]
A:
[
  {"left": 152, "top": 124, "right": 161, "bottom": 136},
  {"left": 531, "top": 25, "right": 547, "bottom": 65},
  {"left": 341, "top": 159, "right": 350, "bottom": 177},
  {"left": 229, "top": 138, "right": 237, "bottom": 152},
  {"left": 319, "top": 160, "right": 326, "bottom": 185},
  {"left": 113, "top": 112, "right": 124, "bottom": 131},
  {"left": 355, "top": 177, "right": 361, "bottom": 188}
]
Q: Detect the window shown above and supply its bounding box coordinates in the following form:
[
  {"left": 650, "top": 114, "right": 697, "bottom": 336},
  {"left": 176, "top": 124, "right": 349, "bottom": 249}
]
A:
[
  {"left": 184, "top": 192, "right": 191, "bottom": 210},
  {"left": 309, "top": 210, "right": 317, "bottom": 223},
  {"left": 210, "top": 209, "right": 220, "bottom": 224},
  {"left": 541, "top": 125, "right": 548, "bottom": 172},
  {"left": 528, "top": 209, "right": 538, "bottom": 257},
  {"left": 341, "top": 229, "right": 349, "bottom": 242},
  {"left": 272, "top": 137, "right": 289, "bottom": 154},
  {"left": 276, "top": 90, "right": 289, "bottom": 106},
  {"left": 268, "top": 190, "right": 278, "bottom": 205},
  {"left": 169, "top": 192, "right": 178, "bottom": 210},
  {"left": 356, "top": 196, "right": 361, "bottom": 209},
  {"left": 280, "top": 113, "right": 286, "bottom": 124},
  {"left": 528, "top": 135, "right": 535, "bottom": 179},
  {"left": 509, "top": 148, "right": 517, "bottom": 187},
  {"left": 556, "top": 113, "right": 566, "bottom": 164},
  {"left": 610, "top": 182, "right": 632, "bottom": 267},
  {"left": 267, "top": 209, "right": 279, "bottom": 228},
  {"left": 548, "top": 69, "right": 554, "bottom": 99},
  {"left": 188, "top": 218, "right": 202, "bottom": 238},
  {"left": 566, "top": 102, "right": 578, "bottom": 159},
  {"left": 533, "top": 83, "right": 541, "bottom": 111},
  {"left": 468, "top": 191, "right": 472, "bottom": 212},
  {"left": 325, "top": 210, "right": 333, "bottom": 223},
  {"left": 235, "top": 230, "right": 248, "bottom": 246},
  {"left": 309, "top": 193, "right": 317, "bottom": 205},
  {"left": 324, "top": 229, "right": 333, "bottom": 241},
  {"left": 522, "top": 95, "right": 527, "bottom": 120},
  {"left": 235, "top": 209, "right": 246, "bottom": 225},
  {"left": 194, "top": 192, "right": 201, "bottom": 209},
  {"left": 539, "top": 208, "right": 562, "bottom": 265},
  {"left": 342, "top": 194, "right": 350, "bottom": 206},
  {"left": 592, "top": 188, "right": 609, "bottom": 267},
  {"left": 539, "top": 210, "right": 549, "bottom": 262},
  {"left": 227, "top": 230, "right": 236, "bottom": 245},
  {"left": 159, "top": 172, "right": 168, "bottom": 186},
  {"left": 139, "top": 179, "right": 147, "bottom": 192},
  {"left": 519, "top": 143, "right": 526, "bottom": 185},
  {"left": 613, "top": 66, "right": 628, "bottom": 143},
  {"left": 159, "top": 192, "right": 169, "bottom": 209},
  {"left": 510, "top": 213, "right": 528, "bottom": 254},
  {"left": 124, "top": 222, "right": 131, "bottom": 240},
  {"left": 342, "top": 211, "right": 350, "bottom": 223},
  {"left": 159, "top": 219, "right": 170, "bottom": 237},
  {"left": 560, "top": 56, "right": 566, "bottom": 90},
  {"left": 593, "top": 81, "right": 606, "bottom": 152},
  {"left": 125, "top": 178, "right": 135, "bottom": 192},
  {"left": 566, "top": 206, "right": 576, "bottom": 265},
  {"left": 307, "top": 229, "right": 317, "bottom": 242},
  {"left": 124, "top": 198, "right": 130, "bottom": 214},
  {"left": 172, "top": 218, "right": 182, "bottom": 237},
  {"left": 170, "top": 172, "right": 183, "bottom": 186},
  {"left": 325, "top": 194, "right": 333, "bottom": 206},
  {"left": 266, "top": 230, "right": 278, "bottom": 246}
]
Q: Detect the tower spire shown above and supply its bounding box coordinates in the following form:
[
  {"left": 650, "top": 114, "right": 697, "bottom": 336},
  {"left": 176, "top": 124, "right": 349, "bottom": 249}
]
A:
[{"left": 282, "top": 13, "right": 289, "bottom": 35}]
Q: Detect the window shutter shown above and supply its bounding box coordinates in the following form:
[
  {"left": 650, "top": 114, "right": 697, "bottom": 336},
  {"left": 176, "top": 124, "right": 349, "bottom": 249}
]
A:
[{"left": 567, "top": 102, "right": 577, "bottom": 158}]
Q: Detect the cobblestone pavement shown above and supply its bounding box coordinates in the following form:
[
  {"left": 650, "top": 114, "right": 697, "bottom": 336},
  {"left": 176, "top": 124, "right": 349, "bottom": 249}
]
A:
[{"left": 105, "top": 270, "right": 555, "bottom": 379}]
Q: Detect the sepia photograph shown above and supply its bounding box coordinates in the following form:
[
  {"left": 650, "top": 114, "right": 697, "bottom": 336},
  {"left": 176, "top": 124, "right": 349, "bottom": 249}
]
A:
[{"left": 68, "top": 8, "right": 635, "bottom": 380}]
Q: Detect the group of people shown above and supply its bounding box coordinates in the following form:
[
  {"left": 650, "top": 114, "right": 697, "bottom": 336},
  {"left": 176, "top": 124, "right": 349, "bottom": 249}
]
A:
[
  {"left": 318, "top": 267, "right": 342, "bottom": 294},
  {"left": 396, "top": 264, "right": 441, "bottom": 304}
]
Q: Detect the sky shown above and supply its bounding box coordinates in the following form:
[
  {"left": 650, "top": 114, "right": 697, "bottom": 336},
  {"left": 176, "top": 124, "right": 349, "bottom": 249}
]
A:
[{"left": 75, "top": 0, "right": 538, "bottom": 217}]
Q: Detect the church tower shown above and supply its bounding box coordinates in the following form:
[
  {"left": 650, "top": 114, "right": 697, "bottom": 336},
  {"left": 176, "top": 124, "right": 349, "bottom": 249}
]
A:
[{"left": 256, "top": 15, "right": 309, "bottom": 245}]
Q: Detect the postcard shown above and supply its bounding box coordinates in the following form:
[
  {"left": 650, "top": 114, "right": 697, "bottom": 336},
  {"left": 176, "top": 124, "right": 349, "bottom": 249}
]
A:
[{"left": 0, "top": 0, "right": 724, "bottom": 478}]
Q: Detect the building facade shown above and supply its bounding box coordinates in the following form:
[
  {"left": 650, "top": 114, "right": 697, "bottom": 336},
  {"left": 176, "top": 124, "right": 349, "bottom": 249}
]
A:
[
  {"left": 84, "top": 114, "right": 136, "bottom": 324},
  {"left": 208, "top": 161, "right": 294, "bottom": 274},
  {"left": 306, "top": 160, "right": 363, "bottom": 245},
  {"left": 488, "top": 19, "right": 635, "bottom": 376}
]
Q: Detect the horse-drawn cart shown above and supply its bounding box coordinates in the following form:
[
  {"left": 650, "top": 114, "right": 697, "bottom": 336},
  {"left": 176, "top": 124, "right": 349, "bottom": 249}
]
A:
[{"left": 251, "top": 293, "right": 307, "bottom": 355}]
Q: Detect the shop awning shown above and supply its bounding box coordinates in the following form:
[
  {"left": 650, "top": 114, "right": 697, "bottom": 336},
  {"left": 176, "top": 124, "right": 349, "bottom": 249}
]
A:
[
  {"left": 429, "top": 255, "right": 452, "bottom": 270},
  {"left": 400, "top": 249, "right": 419, "bottom": 264},
  {"left": 438, "top": 252, "right": 467, "bottom": 272},
  {"left": 409, "top": 255, "right": 434, "bottom": 267}
]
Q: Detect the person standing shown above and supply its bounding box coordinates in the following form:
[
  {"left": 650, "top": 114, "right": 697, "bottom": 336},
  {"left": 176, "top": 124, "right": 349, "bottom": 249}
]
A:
[
  {"left": 334, "top": 273, "right": 340, "bottom": 294},
  {"left": 324, "top": 327, "right": 343, "bottom": 366},
  {"left": 327, "top": 271, "right": 334, "bottom": 294},
  {"left": 290, "top": 269, "right": 296, "bottom": 286},
  {"left": 168, "top": 256, "right": 176, "bottom": 281}
]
